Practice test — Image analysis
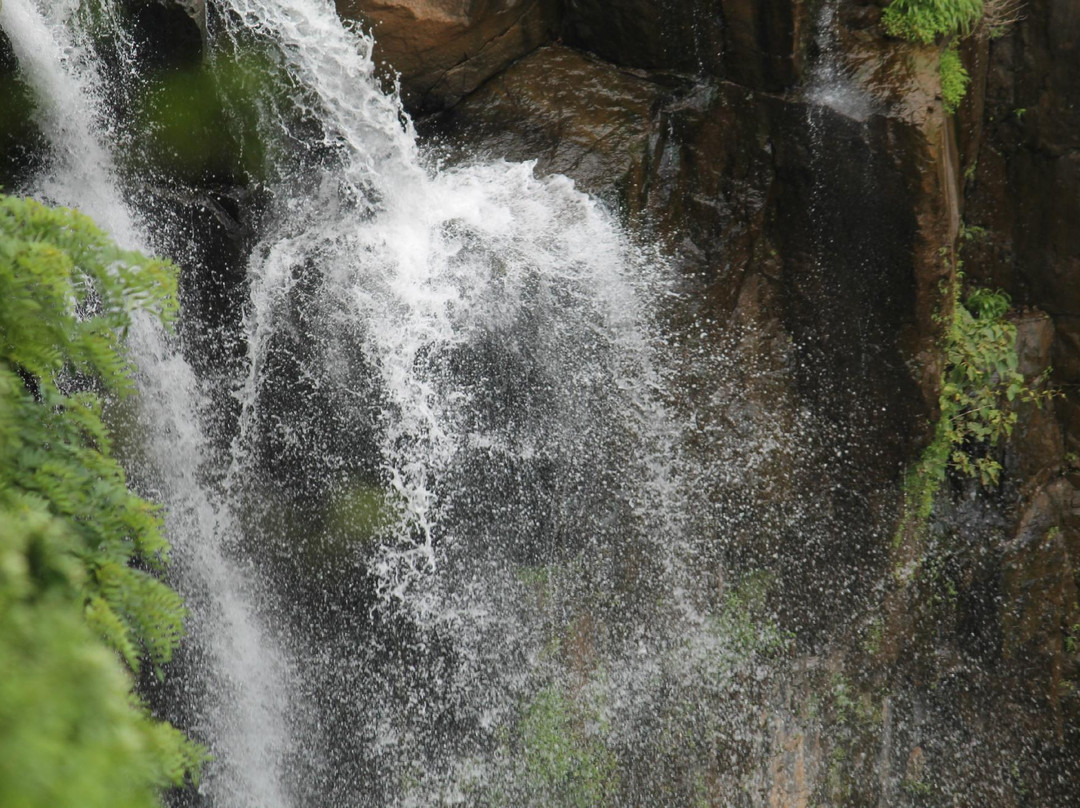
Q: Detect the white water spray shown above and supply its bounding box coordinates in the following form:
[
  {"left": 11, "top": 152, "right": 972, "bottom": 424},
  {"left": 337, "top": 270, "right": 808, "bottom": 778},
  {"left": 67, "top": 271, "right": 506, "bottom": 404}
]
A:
[
  {"left": 0, "top": 3, "right": 292, "bottom": 806},
  {"left": 4, "top": 0, "right": 764, "bottom": 803}
]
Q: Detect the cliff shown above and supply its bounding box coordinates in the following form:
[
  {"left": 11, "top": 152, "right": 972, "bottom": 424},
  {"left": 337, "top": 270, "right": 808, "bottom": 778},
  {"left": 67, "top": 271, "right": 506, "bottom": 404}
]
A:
[{"left": 335, "top": 0, "right": 1080, "bottom": 802}]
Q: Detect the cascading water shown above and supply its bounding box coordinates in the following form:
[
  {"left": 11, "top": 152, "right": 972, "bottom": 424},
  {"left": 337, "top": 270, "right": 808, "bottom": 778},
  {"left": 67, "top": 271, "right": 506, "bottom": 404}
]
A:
[
  {"left": 2, "top": 1, "right": 788, "bottom": 805},
  {"left": 805, "top": 0, "right": 872, "bottom": 120},
  {"left": 0, "top": 3, "right": 293, "bottom": 806},
  {"left": 210, "top": 3, "right": 719, "bottom": 803}
]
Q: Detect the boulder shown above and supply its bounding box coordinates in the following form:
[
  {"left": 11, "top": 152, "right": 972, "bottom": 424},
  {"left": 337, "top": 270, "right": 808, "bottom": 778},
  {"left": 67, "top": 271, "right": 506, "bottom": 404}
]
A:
[
  {"left": 423, "top": 44, "right": 671, "bottom": 208},
  {"left": 335, "top": 0, "right": 558, "bottom": 112}
]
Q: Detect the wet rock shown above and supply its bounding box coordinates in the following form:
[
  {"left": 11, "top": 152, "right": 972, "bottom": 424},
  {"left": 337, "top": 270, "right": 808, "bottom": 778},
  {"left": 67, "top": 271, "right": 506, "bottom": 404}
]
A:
[
  {"left": 431, "top": 18, "right": 951, "bottom": 638},
  {"left": 560, "top": 0, "right": 726, "bottom": 77},
  {"left": 335, "top": 0, "right": 559, "bottom": 112},
  {"left": 1002, "top": 478, "right": 1080, "bottom": 728},
  {"left": 0, "top": 27, "right": 47, "bottom": 189},
  {"left": 719, "top": 0, "right": 811, "bottom": 90},
  {"left": 1006, "top": 310, "right": 1064, "bottom": 482},
  {"left": 560, "top": 0, "right": 811, "bottom": 91},
  {"left": 765, "top": 721, "right": 816, "bottom": 808},
  {"left": 424, "top": 44, "right": 673, "bottom": 210},
  {"left": 123, "top": 0, "right": 205, "bottom": 71},
  {"left": 962, "top": 0, "right": 1080, "bottom": 454}
]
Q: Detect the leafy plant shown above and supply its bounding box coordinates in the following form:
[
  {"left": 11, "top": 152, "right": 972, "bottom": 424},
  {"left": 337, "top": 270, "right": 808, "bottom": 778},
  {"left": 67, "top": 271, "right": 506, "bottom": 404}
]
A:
[
  {"left": 882, "top": 0, "right": 984, "bottom": 44},
  {"left": 0, "top": 194, "right": 205, "bottom": 807},
  {"left": 881, "top": 0, "right": 998, "bottom": 113},
  {"left": 939, "top": 43, "right": 970, "bottom": 113},
  {"left": 896, "top": 272, "right": 1056, "bottom": 542}
]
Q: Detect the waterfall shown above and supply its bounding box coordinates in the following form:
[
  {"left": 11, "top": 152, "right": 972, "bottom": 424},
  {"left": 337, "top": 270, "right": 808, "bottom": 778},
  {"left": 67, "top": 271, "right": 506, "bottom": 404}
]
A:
[
  {"left": 0, "top": 3, "right": 293, "bottom": 806},
  {"left": 805, "top": 0, "right": 872, "bottom": 121},
  {"left": 2, "top": 0, "right": 783, "bottom": 804},
  {"left": 212, "top": 3, "right": 701, "bottom": 803}
]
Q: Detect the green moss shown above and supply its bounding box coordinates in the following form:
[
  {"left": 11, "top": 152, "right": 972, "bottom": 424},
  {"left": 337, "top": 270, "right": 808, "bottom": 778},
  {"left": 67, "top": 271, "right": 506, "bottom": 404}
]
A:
[
  {"left": 326, "top": 479, "right": 396, "bottom": 549},
  {"left": 518, "top": 684, "right": 619, "bottom": 808},
  {"left": 131, "top": 48, "right": 286, "bottom": 185}
]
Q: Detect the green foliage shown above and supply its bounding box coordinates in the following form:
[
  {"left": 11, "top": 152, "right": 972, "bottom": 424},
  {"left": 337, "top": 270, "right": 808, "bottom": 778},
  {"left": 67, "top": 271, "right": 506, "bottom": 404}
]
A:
[
  {"left": 897, "top": 273, "right": 1055, "bottom": 543},
  {"left": 1065, "top": 622, "right": 1080, "bottom": 656},
  {"left": 939, "top": 43, "right": 970, "bottom": 113},
  {"left": 882, "top": 0, "right": 984, "bottom": 44},
  {"left": 0, "top": 194, "right": 204, "bottom": 807},
  {"left": 713, "top": 571, "right": 790, "bottom": 656},
  {"left": 882, "top": 0, "right": 983, "bottom": 112},
  {"left": 901, "top": 777, "right": 933, "bottom": 796}
]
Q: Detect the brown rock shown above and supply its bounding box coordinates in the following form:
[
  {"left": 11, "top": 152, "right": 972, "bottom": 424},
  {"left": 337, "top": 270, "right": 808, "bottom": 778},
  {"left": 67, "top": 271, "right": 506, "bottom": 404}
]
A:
[
  {"left": 1002, "top": 478, "right": 1080, "bottom": 729},
  {"left": 335, "top": 0, "right": 558, "bottom": 112},
  {"left": 560, "top": 0, "right": 810, "bottom": 90},
  {"left": 1007, "top": 310, "right": 1064, "bottom": 481},
  {"left": 767, "top": 725, "right": 812, "bottom": 808},
  {"left": 720, "top": 0, "right": 810, "bottom": 91},
  {"left": 424, "top": 44, "right": 671, "bottom": 208}
]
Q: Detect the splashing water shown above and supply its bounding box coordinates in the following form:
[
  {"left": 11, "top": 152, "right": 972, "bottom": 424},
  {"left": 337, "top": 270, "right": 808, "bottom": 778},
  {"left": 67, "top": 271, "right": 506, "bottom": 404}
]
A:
[
  {"left": 3, "top": 0, "right": 782, "bottom": 804},
  {"left": 805, "top": 0, "right": 873, "bottom": 121},
  {"left": 0, "top": 3, "right": 293, "bottom": 806}
]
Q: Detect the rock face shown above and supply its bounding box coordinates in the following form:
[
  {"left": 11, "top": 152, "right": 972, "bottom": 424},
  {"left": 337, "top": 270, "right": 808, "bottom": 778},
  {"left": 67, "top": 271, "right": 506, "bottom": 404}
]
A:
[
  {"left": 961, "top": 0, "right": 1080, "bottom": 460},
  {"left": 339, "top": 0, "right": 814, "bottom": 112},
  {"left": 412, "top": 0, "right": 1080, "bottom": 803},
  {"left": 426, "top": 45, "right": 668, "bottom": 208},
  {"left": 435, "top": 6, "right": 945, "bottom": 609},
  {"left": 560, "top": 0, "right": 811, "bottom": 91},
  {"left": 335, "top": 0, "right": 558, "bottom": 111}
]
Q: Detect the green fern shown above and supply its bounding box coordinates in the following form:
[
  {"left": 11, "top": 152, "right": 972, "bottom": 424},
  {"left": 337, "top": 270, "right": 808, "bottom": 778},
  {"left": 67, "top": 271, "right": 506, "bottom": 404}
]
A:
[
  {"left": 882, "top": 0, "right": 984, "bottom": 44},
  {"left": 939, "top": 43, "right": 970, "bottom": 113},
  {"left": 0, "top": 194, "right": 204, "bottom": 807},
  {"left": 881, "top": 1, "right": 983, "bottom": 113}
]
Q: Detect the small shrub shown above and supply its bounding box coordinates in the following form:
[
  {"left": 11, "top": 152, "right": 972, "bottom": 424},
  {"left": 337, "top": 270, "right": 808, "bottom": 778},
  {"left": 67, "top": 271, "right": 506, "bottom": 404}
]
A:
[{"left": 896, "top": 271, "right": 1056, "bottom": 543}]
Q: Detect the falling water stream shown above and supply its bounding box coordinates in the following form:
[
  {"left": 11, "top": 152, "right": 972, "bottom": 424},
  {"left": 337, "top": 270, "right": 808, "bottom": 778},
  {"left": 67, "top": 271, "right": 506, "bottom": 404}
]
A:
[
  {"left": 8, "top": 0, "right": 1076, "bottom": 803},
  {"left": 0, "top": 2, "right": 293, "bottom": 805},
  {"left": 2, "top": 1, "right": 792, "bottom": 805}
]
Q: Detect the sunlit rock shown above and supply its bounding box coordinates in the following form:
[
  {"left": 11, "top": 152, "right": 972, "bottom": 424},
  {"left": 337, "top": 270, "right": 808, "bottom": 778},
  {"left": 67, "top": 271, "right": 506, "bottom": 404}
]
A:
[{"left": 336, "top": 0, "right": 558, "bottom": 111}]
